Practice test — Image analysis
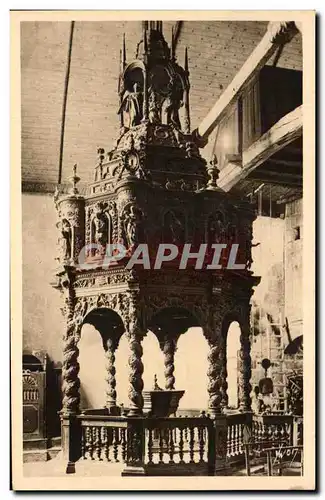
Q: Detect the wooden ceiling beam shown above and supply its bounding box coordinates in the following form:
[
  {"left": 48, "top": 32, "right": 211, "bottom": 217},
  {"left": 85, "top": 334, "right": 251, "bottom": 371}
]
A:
[
  {"left": 192, "top": 21, "right": 299, "bottom": 145},
  {"left": 218, "top": 104, "right": 303, "bottom": 192}
]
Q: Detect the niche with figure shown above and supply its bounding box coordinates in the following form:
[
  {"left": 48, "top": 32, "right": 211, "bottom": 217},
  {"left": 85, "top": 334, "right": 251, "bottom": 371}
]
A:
[
  {"left": 162, "top": 210, "right": 186, "bottom": 245},
  {"left": 207, "top": 211, "right": 226, "bottom": 246}
]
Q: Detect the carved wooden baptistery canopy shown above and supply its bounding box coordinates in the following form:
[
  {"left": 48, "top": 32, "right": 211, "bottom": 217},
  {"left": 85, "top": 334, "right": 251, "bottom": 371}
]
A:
[{"left": 52, "top": 21, "right": 260, "bottom": 416}]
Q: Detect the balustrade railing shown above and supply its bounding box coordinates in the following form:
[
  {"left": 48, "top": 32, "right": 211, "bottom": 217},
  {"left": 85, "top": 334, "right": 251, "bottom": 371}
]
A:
[
  {"left": 252, "top": 414, "right": 293, "bottom": 447},
  {"left": 78, "top": 414, "right": 128, "bottom": 464},
  {"left": 74, "top": 410, "right": 301, "bottom": 476},
  {"left": 226, "top": 413, "right": 252, "bottom": 465},
  {"left": 77, "top": 412, "right": 213, "bottom": 475},
  {"left": 144, "top": 416, "right": 213, "bottom": 474}
]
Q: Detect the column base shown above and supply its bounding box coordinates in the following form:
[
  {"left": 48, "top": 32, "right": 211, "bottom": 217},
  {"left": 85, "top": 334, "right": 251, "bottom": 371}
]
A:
[
  {"left": 121, "top": 465, "right": 146, "bottom": 476},
  {"left": 213, "top": 415, "right": 228, "bottom": 475}
]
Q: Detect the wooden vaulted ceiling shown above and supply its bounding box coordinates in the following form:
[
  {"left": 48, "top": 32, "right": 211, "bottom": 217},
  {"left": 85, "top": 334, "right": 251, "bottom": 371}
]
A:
[{"left": 21, "top": 20, "right": 302, "bottom": 195}]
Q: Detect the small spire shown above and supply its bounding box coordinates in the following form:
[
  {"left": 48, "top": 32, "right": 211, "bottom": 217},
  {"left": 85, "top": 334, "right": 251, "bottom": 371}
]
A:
[
  {"left": 69, "top": 163, "right": 80, "bottom": 195},
  {"left": 185, "top": 47, "right": 189, "bottom": 73},
  {"left": 122, "top": 33, "right": 126, "bottom": 68}
]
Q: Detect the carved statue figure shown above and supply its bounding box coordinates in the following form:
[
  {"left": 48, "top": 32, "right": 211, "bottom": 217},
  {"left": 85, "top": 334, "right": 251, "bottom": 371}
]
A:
[
  {"left": 123, "top": 204, "right": 143, "bottom": 248},
  {"left": 164, "top": 79, "right": 183, "bottom": 129},
  {"left": 118, "top": 83, "right": 143, "bottom": 128},
  {"left": 59, "top": 219, "right": 72, "bottom": 260},
  {"left": 93, "top": 208, "right": 108, "bottom": 249},
  {"left": 208, "top": 213, "right": 225, "bottom": 245},
  {"left": 164, "top": 211, "right": 185, "bottom": 244},
  {"left": 148, "top": 89, "right": 161, "bottom": 124}
]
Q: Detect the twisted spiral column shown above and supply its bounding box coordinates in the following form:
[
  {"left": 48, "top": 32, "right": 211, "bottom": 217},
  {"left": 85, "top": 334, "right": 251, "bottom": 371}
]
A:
[
  {"left": 162, "top": 338, "right": 177, "bottom": 390},
  {"left": 220, "top": 335, "right": 228, "bottom": 410},
  {"left": 62, "top": 328, "right": 80, "bottom": 414},
  {"left": 128, "top": 335, "right": 144, "bottom": 415},
  {"left": 207, "top": 341, "right": 223, "bottom": 418},
  {"left": 238, "top": 321, "right": 252, "bottom": 412},
  {"left": 104, "top": 338, "right": 117, "bottom": 410}
]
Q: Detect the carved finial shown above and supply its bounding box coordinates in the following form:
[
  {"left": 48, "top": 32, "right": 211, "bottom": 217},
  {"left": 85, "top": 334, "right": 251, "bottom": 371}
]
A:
[
  {"left": 184, "top": 47, "right": 189, "bottom": 73},
  {"left": 97, "top": 147, "right": 105, "bottom": 164},
  {"left": 69, "top": 163, "right": 80, "bottom": 195},
  {"left": 122, "top": 33, "right": 126, "bottom": 68},
  {"left": 206, "top": 154, "right": 220, "bottom": 190},
  {"left": 153, "top": 374, "right": 162, "bottom": 391}
]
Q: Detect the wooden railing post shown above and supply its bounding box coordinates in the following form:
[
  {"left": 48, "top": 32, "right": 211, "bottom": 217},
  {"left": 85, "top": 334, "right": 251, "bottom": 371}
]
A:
[
  {"left": 212, "top": 415, "right": 228, "bottom": 475},
  {"left": 122, "top": 417, "right": 146, "bottom": 476},
  {"left": 60, "top": 412, "right": 82, "bottom": 473}
]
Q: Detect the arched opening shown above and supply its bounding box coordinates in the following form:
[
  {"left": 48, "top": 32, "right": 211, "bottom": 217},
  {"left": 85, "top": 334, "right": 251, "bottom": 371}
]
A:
[
  {"left": 148, "top": 307, "right": 207, "bottom": 413},
  {"left": 78, "top": 323, "right": 106, "bottom": 409},
  {"left": 226, "top": 320, "right": 241, "bottom": 410},
  {"left": 79, "top": 308, "right": 125, "bottom": 410},
  {"left": 114, "top": 330, "right": 165, "bottom": 408},
  {"left": 174, "top": 327, "right": 209, "bottom": 411}
]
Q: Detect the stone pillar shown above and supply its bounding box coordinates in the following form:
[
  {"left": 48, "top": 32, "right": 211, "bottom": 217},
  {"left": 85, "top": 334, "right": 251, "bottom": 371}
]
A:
[
  {"left": 104, "top": 337, "right": 119, "bottom": 414},
  {"left": 238, "top": 315, "right": 252, "bottom": 412},
  {"left": 161, "top": 337, "right": 177, "bottom": 390},
  {"left": 128, "top": 334, "right": 144, "bottom": 416}
]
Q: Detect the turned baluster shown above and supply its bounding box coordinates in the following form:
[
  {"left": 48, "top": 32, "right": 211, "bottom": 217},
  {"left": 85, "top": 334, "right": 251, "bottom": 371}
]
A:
[
  {"left": 113, "top": 428, "right": 119, "bottom": 462},
  {"left": 85, "top": 425, "right": 91, "bottom": 459},
  {"left": 226, "top": 425, "right": 231, "bottom": 457},
  {"left": 267, "top": 424, "right": 273, "bottom": 444},
  {"left": 238, "top": 424, "right": 244, "bottom": 453},
  {"left": 179, "top": 427, "right": 184, "bottom": 463},
  {"left": 89, "top": 427, "right": 95, "bottom": 460},
  {"left": 234, "top": 424, "right": 239, "bottom": 455},
  {"left": 159, "top": 429, "right": 164, "bottom": 463},
  {"left": 189, "top": 427, "right": 195, "bottom": 463},
  {"left": 121, "top": 428, "right": 127, "bottom": 462},
  {"left": 184, "top": 422, "right": 188, "bottom": 442},
  {"left": 168, "top": 427, "right": 175, "bottom": 464},
  {"left": 147, "top": 428, "right": 154, "bottom": 465},
  {"left": 103, "top": 428, "right": 110, "bottom": 461},
  {"left": 94, "top": 426, "right": 102, "bottom": 460},
  {"left": 199, "top": 427, "right": 205, "bottom": 462},
  {"left": 230, "top": 425, "right": 235, "bottom": 456},
  {"left": 81, "top": 426, "right": 86, "bottom": 459}
]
